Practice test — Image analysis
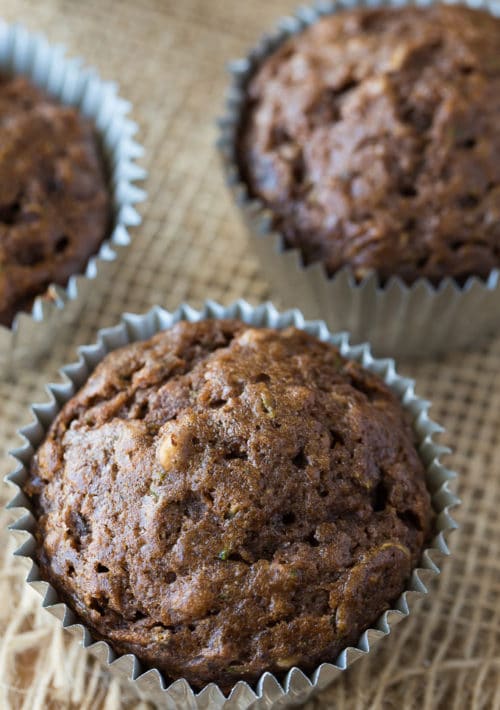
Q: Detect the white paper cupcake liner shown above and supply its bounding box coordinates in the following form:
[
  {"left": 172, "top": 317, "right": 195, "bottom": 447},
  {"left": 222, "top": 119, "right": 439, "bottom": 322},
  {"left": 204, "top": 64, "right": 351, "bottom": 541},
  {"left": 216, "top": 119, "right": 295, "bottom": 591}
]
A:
[
  {"left": 0, "top": 21, "right": 146, "bottom": 376},
  {"left": 218, "top": 0, "right": 500, "bottom": 359},
  {"left": 6, "top": 299, "right": 458, "bottom": 709}
]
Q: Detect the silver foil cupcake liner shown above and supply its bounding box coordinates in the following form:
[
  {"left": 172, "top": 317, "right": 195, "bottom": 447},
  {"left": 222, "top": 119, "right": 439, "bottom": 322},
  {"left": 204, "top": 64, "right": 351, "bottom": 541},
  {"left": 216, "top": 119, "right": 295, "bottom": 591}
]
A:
[
  {"left": 218, "top": 0, "right": 500, "bottom": 359},
  {"left": 0, "top": 21, "right": 146, "bottom": 376},
  {"left": 6, "top": 300, "right": 458, "bottom": 709}
]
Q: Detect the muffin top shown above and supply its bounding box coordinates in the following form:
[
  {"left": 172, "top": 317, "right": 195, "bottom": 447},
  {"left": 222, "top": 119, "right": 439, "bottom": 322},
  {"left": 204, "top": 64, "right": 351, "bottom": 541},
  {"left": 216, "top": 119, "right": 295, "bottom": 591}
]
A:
[
  {"left": 27, "top": 319, "right": 432, "bottom": 690},
  {"left": 238, "top": 5, "right": 500, "bottom": 286},
  {"left": 0, "top": 74, "right": 111, "bottom": 326}
]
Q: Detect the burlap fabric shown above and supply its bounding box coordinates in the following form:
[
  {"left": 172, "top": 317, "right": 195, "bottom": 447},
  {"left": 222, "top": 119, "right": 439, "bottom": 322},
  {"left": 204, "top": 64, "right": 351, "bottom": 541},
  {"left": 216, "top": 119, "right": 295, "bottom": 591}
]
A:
[{"left": 0, "top": 1, "right": 498, "bottom": 708}]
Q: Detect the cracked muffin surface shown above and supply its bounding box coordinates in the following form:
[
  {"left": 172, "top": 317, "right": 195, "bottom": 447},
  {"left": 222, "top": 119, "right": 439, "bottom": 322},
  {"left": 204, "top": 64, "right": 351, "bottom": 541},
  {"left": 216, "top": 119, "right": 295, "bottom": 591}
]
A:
[
  {"left": 26, "top": 319, "right": 432, "bottom": 690},
  {"left": 0, "top": 74, "right": 111, "bottom": 326},
  {"left": 238, "top": 5, "right": 500, "bottom": 285}
]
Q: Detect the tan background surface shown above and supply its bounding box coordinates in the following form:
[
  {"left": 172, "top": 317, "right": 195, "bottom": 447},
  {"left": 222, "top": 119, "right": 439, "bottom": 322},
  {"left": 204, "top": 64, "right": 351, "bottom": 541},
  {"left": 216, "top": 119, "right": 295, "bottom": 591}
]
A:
[{"left": 0, "top": 0, "right": 499, "bottom": 708}]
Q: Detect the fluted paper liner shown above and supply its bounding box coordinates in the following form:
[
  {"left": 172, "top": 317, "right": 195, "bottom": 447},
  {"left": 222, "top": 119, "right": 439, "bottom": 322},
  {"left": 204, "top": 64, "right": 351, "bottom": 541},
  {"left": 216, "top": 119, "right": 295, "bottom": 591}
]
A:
[
  {"left": 218, "top": 0, "right": 500, "bottom": 359},
  {"left": 0, "top": 21, "right": 146, "bottom": 375},
  {"left": 6, "top": 300, "right": 459, "bottom": 709}
]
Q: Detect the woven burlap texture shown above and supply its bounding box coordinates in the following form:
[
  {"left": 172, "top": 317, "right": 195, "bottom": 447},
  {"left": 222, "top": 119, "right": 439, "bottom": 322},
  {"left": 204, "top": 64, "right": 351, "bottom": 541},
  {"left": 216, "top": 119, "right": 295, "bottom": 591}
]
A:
[{"left": 0, "top": 0, "right": 498, "bottom": 708}]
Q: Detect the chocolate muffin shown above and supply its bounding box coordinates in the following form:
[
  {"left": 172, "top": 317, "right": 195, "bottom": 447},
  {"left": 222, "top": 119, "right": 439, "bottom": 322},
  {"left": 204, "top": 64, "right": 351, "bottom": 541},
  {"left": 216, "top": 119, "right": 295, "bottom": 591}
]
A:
[
  {"left": 0, "top": 74, "right": 111, "bottom": 326},
  {"left": 238, "top": 5, "right": 500, "bottom": 286},
  {"left": 26, "top": 319, "right": 432, "bottom": 690}
]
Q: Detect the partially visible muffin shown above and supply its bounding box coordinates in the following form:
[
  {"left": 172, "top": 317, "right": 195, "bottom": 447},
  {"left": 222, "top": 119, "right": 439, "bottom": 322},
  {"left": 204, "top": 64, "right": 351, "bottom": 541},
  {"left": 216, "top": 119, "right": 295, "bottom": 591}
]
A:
[
  {"left": 0, "top": 74, "right": 111, "bottom": 326},
  {"left": 238, "top": 5, "right": 500, "bottom": 286},
  {"left": 26, "top": 319, "right": 432, "bottom": 691}
]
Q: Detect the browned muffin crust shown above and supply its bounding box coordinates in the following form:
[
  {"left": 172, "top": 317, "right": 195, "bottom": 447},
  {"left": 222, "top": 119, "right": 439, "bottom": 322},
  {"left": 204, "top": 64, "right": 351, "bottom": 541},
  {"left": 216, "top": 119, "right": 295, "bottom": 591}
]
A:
[
  {"left": 26, "top": 319, "right": 432, "bottom": 690},
  {"left": 238, "top": 5, "right": 500, "bottom": 286},
  {"left": 0, "top": 74, "right": 111, "bottom": 326}
]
